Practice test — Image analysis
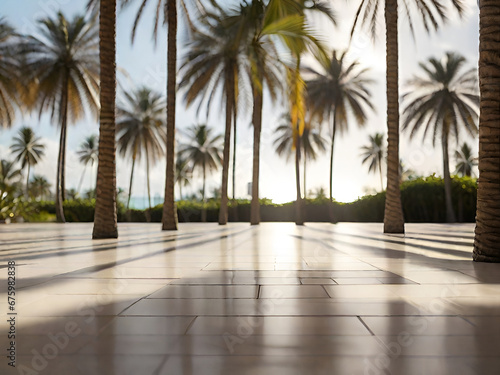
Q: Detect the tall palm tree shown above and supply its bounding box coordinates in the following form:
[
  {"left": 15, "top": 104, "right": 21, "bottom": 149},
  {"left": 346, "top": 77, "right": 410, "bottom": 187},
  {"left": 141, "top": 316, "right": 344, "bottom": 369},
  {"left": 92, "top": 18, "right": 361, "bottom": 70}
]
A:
[
  {"left": 93, "top": 0, "right": 118, "bottom": 239},
  {"left": 10, "top": 126, "right": 45, "bottom": 198},
  {"left": 175, "top": 155, "right": 191, "bottom": 201},
  {"left": 179, "top": 8, "right": 247, "bottom": 225},
  {"left": 401, "top": 52, "right": 479, "bottom": 223},
  {"left": 274, "top": 117, "right": 327, "bottom": 199},
  {"left": 473, "top": 0, "right": 500, "bottom": 262},
  {"left": 22, "top": 12, "right": 99, "bottom": 223},
  {"left": 116, "top": 87, "right": 166, "bottom": 214},
  {"left": 351, "top": 0, "right": 465, "bottom": 233},
  {"left": 77, "top": 134, "right": 99, "bottom": 193},
  {"left": 360, "top": 133, "right": 385, "bottom": 192},
  {"left": 243, "top": 0, "right": 334, "bottom": 225},
  {"left": 454, "top": 143, "right": 477, "bottom": 177},
  {"left": 305, "top": 50, "right": 375, "bottom": 220},
  {"left": 0, "top": 18, "right": 20, "bottom": 128},
  {"left": 29, "top": 175, "right": 51, "bottom": 201},
  {"left": 179, "top": 124, "right": 223, "bottom": 221}
]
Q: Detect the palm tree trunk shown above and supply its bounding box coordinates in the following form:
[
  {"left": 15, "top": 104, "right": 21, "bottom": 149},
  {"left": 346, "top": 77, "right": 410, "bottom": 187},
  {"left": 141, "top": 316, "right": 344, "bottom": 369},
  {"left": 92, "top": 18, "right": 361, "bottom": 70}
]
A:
[
  {"left": 231, "top": 102, "right": 239, "bottom": 222},
  {"left": 162, "top": 0, "right": 178, "bottom": 231},
  {"left": 473, "top": 0, "right": 500, "bottom": 262},
  {"left": 77, "top": 167, "right": 86, "bottom": 194},
  {"left": 383, "top": 0, "right": 405, "bottom": 234},
  {"left": 303, "top": 155, "right": 307, "bottom": 199},
  {"left": 93, "top": 0, "right": 118, "bottom": 239},
  {"left": 145, "top": 146, "right": 152, "bottom": 222},
  {"left": 442, "top": 133, "right": 456, "bottom": 222},
  {"left": 25, "top": 163, "right": 30, "bottom": 199},
  {"left": 379, "top": 160, "right": 383, "bottom": 191},
  {"left": 232, "top": 105, "right": 237, "bottom": 200},
  {"left": 329, "top": 112, "right": 337, "bottom": 223},
  {"left": 61, "top": 127, "right": 66, "bottom": 201},
  {"left": 126, "top": 156, "right": 136, "bottom": 211},
  {"left": 201, "top": 162, "right": 207, "bottom": 222},
  {"left": 55, "top": 82, "right": 68, "bottom": 223},
  {"left": 250, "top": 80, "right": 263, "bottom": 225},
  {"left": 295, "top": 124, "right": 304, "bottom": 225},
  {"left": 218, "top": 70, "right": 234, "bottom": 225}
]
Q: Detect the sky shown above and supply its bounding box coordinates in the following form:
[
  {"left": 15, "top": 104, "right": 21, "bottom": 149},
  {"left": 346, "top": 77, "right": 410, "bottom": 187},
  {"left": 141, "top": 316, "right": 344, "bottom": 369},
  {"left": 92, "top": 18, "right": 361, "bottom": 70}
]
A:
[{"left": 0, "top": 0, "right": 480, "bottom": 207}]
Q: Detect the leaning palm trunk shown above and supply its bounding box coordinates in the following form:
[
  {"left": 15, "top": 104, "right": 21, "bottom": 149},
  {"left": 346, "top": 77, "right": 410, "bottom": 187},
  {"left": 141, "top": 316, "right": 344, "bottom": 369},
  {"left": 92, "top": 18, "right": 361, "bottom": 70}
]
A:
[
  {"left": 329, "top": 113, "right": 337, "bottom": 223},
  {"left": 473, "top": 0, "right": 500, "bottom": 262},
  {"left": 250, "top": 80, "right": 263, "bottom": 225},
  {"left": 126, "top": 156, "right": 136, "bottom": 211},
  {"left": 295, "top": 124, "right": 304, "bottom": 225},
  {"left": 93, "top": 0, "right": 118, "bottom": 239},
  {"left": 383, "top": 0, "right": 404, "bottom": 234},
  {"left": 442, "top": 133, "right": 456, "bottom": 222},
  {"left": 218, "top": 71, "right": 234, "bottom": 225},
  {"left": 162, "top": 0, "right": 178, "bottom": 231},
  {"left": 55, "top": 82, "right": 68, "bottom": 223}
]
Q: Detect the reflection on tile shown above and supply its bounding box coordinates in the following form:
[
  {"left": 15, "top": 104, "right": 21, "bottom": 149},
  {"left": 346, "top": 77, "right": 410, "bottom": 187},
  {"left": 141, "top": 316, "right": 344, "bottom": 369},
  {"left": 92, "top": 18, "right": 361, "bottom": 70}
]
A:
[
  {"left": 361, "top": 316, "right": 476, "bottom": 335},
  {"left": 300, "top": 278, "right": 336, "bottom": 285},
  {"left": 187, "top": 316, "right": 371, "bottom": 335},
  {"left": 259, "top": 285, "right": 329, "bottom": 298},
  {"left": 149, "top": 285, "right": 258, "bottom": 299}
]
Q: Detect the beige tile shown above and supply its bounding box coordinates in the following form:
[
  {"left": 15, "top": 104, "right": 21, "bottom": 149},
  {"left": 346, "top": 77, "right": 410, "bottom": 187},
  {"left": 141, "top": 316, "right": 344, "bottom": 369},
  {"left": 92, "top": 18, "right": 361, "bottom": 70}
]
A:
[
  {"left": 300, "top": 278, "right": 336, "bottom": 285},
  {"left": 100, "top": 316, "right": 195, "bottom": 335},
  {"left": 148, "top": 285, "right": 259, "bottom": 299},
  {"left": 187, "top": 316, "right": 370, "bottom": 335},
  {"left": 259, "top": 285, "right": 329, "bottom": 298},
  {"left": 361, "top": 316, "right": 476, "bottom": 335}
]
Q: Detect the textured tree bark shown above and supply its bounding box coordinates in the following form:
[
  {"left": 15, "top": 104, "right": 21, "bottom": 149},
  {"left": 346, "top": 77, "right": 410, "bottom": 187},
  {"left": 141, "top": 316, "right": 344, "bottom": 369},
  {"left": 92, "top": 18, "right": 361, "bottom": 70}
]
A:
[
  {"left": 218, "top": 70, "right": 234, "bottom": 225},
  {"left": 442, "top": 133, "right": 456, "bottom": 222},
  {"left": 55, "top": 76, "right": 68, "bottom": 223},
  {"left": 126, "top": 156, "right": 135, "bottom": 211},
  {"left": 145, "top": 145, "right": 151, "bottom": 222},
  {"left": 162, "top": 0, "right": 178, "bottom": 230},
  {"left": 250, "top": 80, "right": 263, "bottom": 225},
  {"left": 473, "top": 0, "right": 500, "bottom": 262},
  {"left": 92, "top": 0, "right": 118, "bottom": 239},
  {"left": 383, "top": 0, "right": 405, "bottom": 234}
]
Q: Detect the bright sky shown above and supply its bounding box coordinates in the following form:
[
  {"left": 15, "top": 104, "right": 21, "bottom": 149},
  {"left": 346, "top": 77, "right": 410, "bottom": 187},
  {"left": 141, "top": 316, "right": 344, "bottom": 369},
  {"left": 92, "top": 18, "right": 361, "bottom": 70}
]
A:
[{"left": 0, "top": 0, "right": 479, "bottom": 205}]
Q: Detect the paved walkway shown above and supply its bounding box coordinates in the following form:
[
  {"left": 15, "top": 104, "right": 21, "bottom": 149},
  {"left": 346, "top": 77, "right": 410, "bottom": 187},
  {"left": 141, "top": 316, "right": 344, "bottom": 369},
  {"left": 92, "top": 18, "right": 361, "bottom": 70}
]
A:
[{"left": 1, "top": 222, "right": 499, "bottom": 374}]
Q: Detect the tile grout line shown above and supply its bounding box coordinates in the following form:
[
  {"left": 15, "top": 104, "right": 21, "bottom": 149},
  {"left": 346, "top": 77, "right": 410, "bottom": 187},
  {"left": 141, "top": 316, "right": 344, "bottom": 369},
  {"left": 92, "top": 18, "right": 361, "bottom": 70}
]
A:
[
  {"left": 357, "top": 316, "right": 375, "bottom": 336},
  {"left": 184, "top": 316, "right": 198, "bottom": 334}
]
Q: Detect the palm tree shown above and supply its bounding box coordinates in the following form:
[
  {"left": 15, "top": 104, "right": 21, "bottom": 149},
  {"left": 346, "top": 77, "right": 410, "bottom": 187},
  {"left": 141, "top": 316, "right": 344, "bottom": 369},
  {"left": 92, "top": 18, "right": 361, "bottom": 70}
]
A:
[
  {"left": 351, "top": 0, "right": 465, "bottom": 234},
  {"left": 29, "top": 175, "right": 51, "bottom": 201},
  {"left": 66, "top": 188, "right": 80, "bottom": 201},
  {"left": 10, "top": 126, "right": 45, "bottom": 198},
  {"left": 0, "top": 18, "right": 20, "bottom": 128},
  {"left": 179, "top": 124, "right": 223, "bottom": 222},
  {"left": 360, "top": 133, "right": 385, "bottom": 192},
  {"left": 473, "top": 0, "right": 500, "bottom": 262},
  {"left": 93, "top": 0, "right": 118, "bottom": 239},
  {"left": 305, "top": 50, "right": 375, "bottom": 220},
  {"left": 179, "top": 8, "right": 247, "bottom": 226},
  {"left": 0, "top": 160, "right": 22, "bottom": 198},
  {"left": 401, "top": 52, "right": 479, "bottom": 223},
  {"left": 116, "top": 87, "right": 166, "bottom": 215},
  {"left": 77, "top": 135, "right": 99, "bottom": 193},
  {"left": 274, "top": 117, "right": 327, "bottom": 199},
  {"left": 175, "top": 155, "right": 191, "bottom": 201},
  {"left": 22, "top": 12, "right": 99, "bottom": 223},
  {"left": 454, "top": 143, "right": 477, "bottom": 177}
]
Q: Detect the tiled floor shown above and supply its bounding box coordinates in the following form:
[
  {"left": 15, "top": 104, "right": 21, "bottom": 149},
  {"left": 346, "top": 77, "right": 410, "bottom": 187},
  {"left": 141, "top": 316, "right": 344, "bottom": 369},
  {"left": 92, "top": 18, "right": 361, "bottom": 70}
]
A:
[{"left": 1, "top": 222, "right": 499, "bottom": 374}]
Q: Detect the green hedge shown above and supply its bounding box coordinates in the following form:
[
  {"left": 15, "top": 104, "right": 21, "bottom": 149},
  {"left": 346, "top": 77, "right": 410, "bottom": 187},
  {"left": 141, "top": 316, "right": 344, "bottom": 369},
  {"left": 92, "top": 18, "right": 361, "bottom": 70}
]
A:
[{"left": 25, "top": 175, "right": 477, "bottom": 223}]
